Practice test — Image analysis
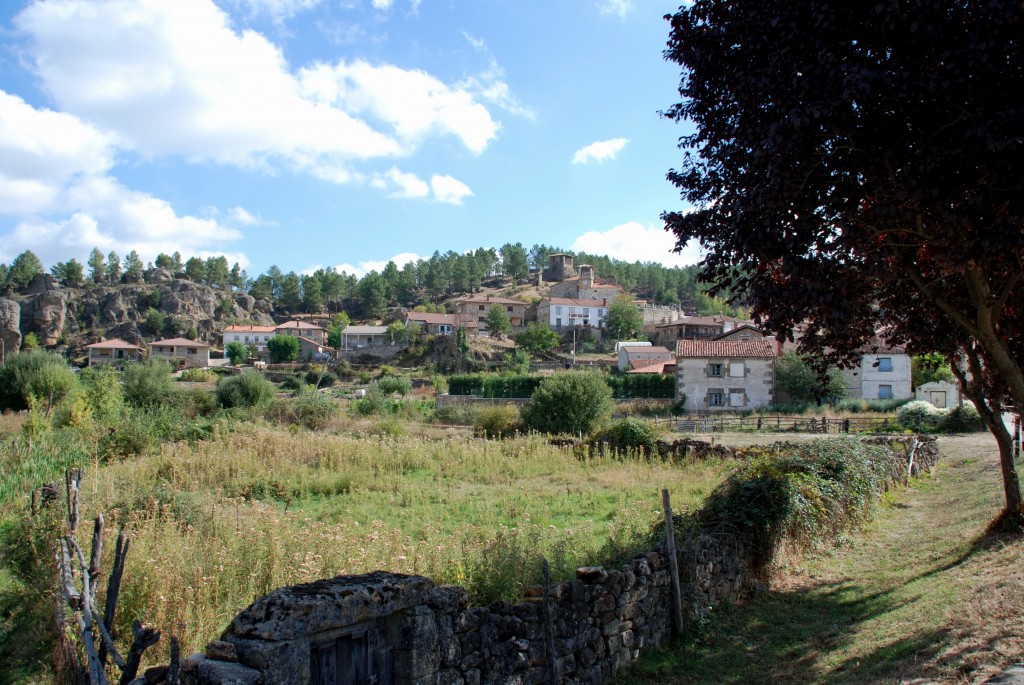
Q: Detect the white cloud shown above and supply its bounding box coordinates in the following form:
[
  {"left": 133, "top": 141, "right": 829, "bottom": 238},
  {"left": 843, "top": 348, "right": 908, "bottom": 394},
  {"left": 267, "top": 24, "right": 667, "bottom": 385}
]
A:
[
  {"left": 598, "top": 0, "right": 633, "bottom": 19},
  {"left": 371, "top": 0, "right": 394, "bottom": 9},
  {"left": 571, "top": 221, "right": 703, "bottom": 268},
  {"left": 572, "top": 137, "right": 629, "bottom": 165},
  {"left": 372, "top": 167, "right": 431, "bottom": 199},
  {"left": 229, "top": 206, "right": 273, "bottom": 225},
  {"left": 15, "top": 0, "right": 511, "bottom": 189},
  {"left": 430, "top": 175, "right": 473, "bottom": 205},
  {"left": 457, "top": 34, "right": 536, "bottom": 121},
  {"left": 0, "top": 90, "right": 117, "bottom": 215},
  {"left": 333, "top": 252, "right": 422, "bottom": 277},
  {"left": 231, "top": 0, "right": 323, "bottom": 21}
]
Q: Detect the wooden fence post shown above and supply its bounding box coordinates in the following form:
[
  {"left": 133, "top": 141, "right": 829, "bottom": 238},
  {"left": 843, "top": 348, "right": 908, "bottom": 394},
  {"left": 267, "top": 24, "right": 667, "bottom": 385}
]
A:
[{"left": 661, "top": 489, "right": 685, "bottom": 637}]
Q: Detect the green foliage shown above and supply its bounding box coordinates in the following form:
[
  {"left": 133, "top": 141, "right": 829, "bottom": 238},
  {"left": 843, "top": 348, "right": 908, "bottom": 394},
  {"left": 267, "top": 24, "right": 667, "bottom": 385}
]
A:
[
  {"left": 291, "top": 394, "right": 339, "bottom": 430},
  {"left": 696, "top": 438, "right": 891, "bottom": 579},
  {"left": 911, "top": 354, "right": 956, "bottom": 388},
  {"left": 449, "top": 373, "right": 543, "bottom": 398},
  {"left": 605, "top": 293, "right": 644, "bottom": 339},
  {"left": 895, "top": 400, "right": 945, "bottom": 431},
  {"left": 50, "top": 258, "right": 85, "bottom": 287},
  {"left": 590, "top": 418, "right": 661, "bottom": 456},
  {"left": 179, "top": 368, "right": 217, "bottom": 382},
  {"left": 503, "top": 349, "right": 531, "bottom": 375},
  {"left": 20, "top": 332, "right": 40, "bottom": 350},
  {"left": 79, "top": 365, "right": 125, "bottom": 424},
  {"left": 473, "top": 404, "right": 522, "bottom": 438},
  {"left": 122, "top": 359, "right": 174, "bottom": 407},
  {"left": 144, "top": 307, "right": 166, "bottom": 335},
  {"left": 376, "top": 375, "right": 413, "bottom": 396},
  {"left": 776, "top": 351, "right": 848, "bottom": 405},
  {"left": 515, "top": 323, "right": 561, "bottom": 356},
  {"left": 520, "top": 371, "right": 614, "bottom": 435},
  {"left": 266, "top": 335, "right": 300, "bottom": 363},
  {"left": 604, "top": 373, "right": 676, "bottom": 399},
  {"left": 225, "top": 341, "right": 248, "bottom": 365},
  {"left": 0, "top": 349, "right": 79, "bottom": 413},
  {"left": 939, "top": 404, "right": 984, "bottom": 433},
  {"left": 6, "top": 250, "right": 43, "bottom": 288},
  {"left": 216, "top": 372, "right": 275, "bottom": 409},
  {"left": 87, "top": 247, "right": 106, "bottom": 283},
  {"left": 485, "top": 304, "right": 512, "bottom": 336}
]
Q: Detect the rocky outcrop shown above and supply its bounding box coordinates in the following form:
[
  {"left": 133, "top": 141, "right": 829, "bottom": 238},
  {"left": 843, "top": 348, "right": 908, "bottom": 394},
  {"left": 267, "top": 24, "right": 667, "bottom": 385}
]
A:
[
  {"left": 0, "top": 298, "right": 21, "bottom": 352},
  {"left": 27, "top": 290, "right": 68, "bottom": 346}
]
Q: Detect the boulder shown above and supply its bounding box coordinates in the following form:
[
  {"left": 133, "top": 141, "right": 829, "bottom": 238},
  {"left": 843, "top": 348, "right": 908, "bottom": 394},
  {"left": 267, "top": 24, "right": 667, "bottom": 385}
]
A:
[
  {"left": 0, "top": 298, "right": 21, "bottom": 352},
  {"left": 29, "top": 290, "right": 68, "bottom": 346}
]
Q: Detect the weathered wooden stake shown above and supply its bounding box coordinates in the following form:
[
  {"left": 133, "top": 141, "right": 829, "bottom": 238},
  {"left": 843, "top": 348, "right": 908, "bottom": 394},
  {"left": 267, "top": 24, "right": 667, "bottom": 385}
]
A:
[
  {"left": 66, "top": 469, "right": 83, "bottom": 532},
  {"left": 661, "top": 489, "right": 685, "bottom": 637},
  {"left": 541, "top": 559, "right": 558, "bottom": 685},
  {"left": 100, "top": 530, "right": 130, "bottom": 667}
]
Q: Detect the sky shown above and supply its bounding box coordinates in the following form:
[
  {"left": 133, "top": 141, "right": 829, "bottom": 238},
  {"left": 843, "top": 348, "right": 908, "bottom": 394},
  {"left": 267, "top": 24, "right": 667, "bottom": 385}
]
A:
[{"left": 0, "top": 0, "right": 701, "bottom": 278}]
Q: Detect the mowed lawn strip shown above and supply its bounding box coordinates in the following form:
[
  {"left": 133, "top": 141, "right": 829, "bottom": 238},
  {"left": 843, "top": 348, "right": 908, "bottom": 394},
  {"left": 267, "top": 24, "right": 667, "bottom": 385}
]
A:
[{"left": 619, "top": 433, "right": 1024, "bottom": 685}]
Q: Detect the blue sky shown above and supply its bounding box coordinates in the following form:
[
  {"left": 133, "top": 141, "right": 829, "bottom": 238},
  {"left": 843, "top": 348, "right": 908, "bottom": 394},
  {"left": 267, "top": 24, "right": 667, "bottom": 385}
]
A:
[{"left": 0, "top": 0, "right": 700, "bottom": 277}]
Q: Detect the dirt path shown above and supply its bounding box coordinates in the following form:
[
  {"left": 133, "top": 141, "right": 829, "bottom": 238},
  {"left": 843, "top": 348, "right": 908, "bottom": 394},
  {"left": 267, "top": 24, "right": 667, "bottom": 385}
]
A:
[{"left": 619, "top": 433, "right": 1024, "bottom": 685}]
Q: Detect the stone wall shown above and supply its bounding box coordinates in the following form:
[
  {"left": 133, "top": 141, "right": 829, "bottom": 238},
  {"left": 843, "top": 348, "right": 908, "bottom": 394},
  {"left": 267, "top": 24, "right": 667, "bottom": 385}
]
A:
[{"left": 181, "top": 436, "right": 938, "bottom": 685}]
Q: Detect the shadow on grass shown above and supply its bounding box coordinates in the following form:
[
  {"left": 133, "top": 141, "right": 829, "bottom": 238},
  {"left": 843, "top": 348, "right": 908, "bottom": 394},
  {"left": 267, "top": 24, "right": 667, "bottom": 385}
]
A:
[{"left": 617, "top": 578, "right": 950, "bottom": 685}]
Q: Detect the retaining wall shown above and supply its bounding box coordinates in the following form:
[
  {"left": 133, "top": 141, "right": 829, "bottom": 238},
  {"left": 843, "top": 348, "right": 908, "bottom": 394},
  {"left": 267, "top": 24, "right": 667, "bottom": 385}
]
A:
[{"left": 179, "top": 436, "right": 938, "bottom": 685}]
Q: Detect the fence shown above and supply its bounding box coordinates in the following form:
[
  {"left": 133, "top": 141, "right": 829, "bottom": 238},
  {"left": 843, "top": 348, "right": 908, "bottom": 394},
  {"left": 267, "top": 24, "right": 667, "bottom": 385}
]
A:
[{"left": 675, "top": 414, "right": 931, "bottom": 434}]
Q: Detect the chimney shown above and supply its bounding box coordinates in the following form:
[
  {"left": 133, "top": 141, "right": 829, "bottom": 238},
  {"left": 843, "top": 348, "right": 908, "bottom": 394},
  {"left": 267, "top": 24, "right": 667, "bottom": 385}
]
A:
[{"left": 602, "top": 297, "right": 606, "bottom": 306}]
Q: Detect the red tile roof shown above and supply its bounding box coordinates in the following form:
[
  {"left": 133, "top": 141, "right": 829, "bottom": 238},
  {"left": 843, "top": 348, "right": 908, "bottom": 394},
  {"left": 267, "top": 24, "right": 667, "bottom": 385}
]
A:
[
  {"left": 224, "top": 324, "right": 277, "bottom": 333},
  {"left": 676, "top": 340, "right": 777, "bottom": 359},
  {"left": 628, "top": 359, "right": 676, "bottom": 374},
  {"left": 461, "top": 296, "right": 525, "bottom": 306},
  {"left": 276, "top": 320, "right": 325, "bottom": 331},
  {"left": 406, "top": 312, "right": 479, "bottom": 328},
  {"left": 545, "top": 297, "right": 611, "bottom": 307},
  {"left": 624, "top": 345, "right": 673, "bottom": 357}
]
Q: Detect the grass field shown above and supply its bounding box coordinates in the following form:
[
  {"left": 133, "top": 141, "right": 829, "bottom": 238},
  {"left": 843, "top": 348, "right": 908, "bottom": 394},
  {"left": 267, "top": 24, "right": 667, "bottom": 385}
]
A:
[{"left": 618, "top": 432, "right": 1024, "bottom": 685}]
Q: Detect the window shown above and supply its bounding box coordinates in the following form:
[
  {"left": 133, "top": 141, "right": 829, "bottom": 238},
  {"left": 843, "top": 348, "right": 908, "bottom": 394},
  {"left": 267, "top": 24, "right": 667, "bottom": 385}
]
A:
[
  {"left": 555, "top": 306, "right": 563, "bottom": 316},
  {"left": 879, "top": 384, "right": 893, "bottom": 399},
  {"left": 479, "top": 305, "right": 485, "bottom": 311},
  {"left": 583, "top": 308, "right": 589, "bottom": 316},
  {"left": 708, "top": 392, "right": 724, "bottom": 407},
  {"left": 556, "top": 318, "right": 562, "bottom": 327},
  {"left": 506, "top": 306, "right": 513, "bottom": 312},
  {"left": 877, "top": 357, "right": 893, "bottom": 372},
  {"left": 729, "top": 362, "right": 745, "bottom": 377},
  {"left": 187, "top": 348, "right": 197, "bottom": 355},
  {"left": 709, "top": 363, "right": 723, "bottom": 377}
]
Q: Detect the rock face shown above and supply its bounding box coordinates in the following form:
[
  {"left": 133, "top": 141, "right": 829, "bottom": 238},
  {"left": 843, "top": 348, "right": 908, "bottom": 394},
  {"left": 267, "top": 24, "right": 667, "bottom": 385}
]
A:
[
  {"left": 0, "top": 298, "right": 21, "bottom": 352},
  {"left": 6, "top": 278, "right": 275, "bottom": 354}
]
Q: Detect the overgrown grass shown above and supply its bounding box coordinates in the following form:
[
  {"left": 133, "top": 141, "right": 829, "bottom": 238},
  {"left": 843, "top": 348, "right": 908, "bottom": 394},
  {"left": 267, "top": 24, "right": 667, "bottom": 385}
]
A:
[{"left": 0, "top": 423, "right": 737, "bottom": 674}]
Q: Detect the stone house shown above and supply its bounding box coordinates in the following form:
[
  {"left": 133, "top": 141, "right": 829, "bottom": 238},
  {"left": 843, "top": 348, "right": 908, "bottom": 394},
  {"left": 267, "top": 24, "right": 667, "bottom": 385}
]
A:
[
  {"left": 675, "top": 339, "right": 776, "bottom": 411},
  {"left": 549, "top": 264, "right": 621, "bottom": 302},
  {"left": 149, "top": 337, "right": 211, "bottom": 368},
  {"left": 916, "top": 380, "right": 961, "bottom": 409},
  {"left": 655, "top": 316, "right": 725, "bottom": 346},
  {"left": 275, "top": 320, "right": 326, "bottom": 346},
  {"left": 86, "top": 338, "right": 143, "bottom": 366},
  {"left": 223, "top": 324, "right": 277, "bottom": 352},
  {"left": 296, "top": 336, "right": 336, "bottom": 362},
  {"left": 713, "top": 324, "right": 765, "bottom": 342},
  {"left": 458, "top": 296, "right": 527, "bottom": 330},
  {"left": 404, "top": 312, "right": 478, "bottom": 336}
]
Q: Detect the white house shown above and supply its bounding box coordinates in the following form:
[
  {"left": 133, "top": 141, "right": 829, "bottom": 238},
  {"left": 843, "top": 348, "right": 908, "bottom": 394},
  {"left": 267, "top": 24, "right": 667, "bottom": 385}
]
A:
[
  {"left": 675, "top": 339, "right": 777, "bottom": 411},
  {"left": 536, "top": 297, "right": 610, "bottom": 329},
  {"left": 223, "top": 325, "right": 277, "bottom": 352},
  {"left": 842, "top": 349, "right": 913, "bottom": 401},
  {"left": 916, "top": 380, "right": 960, "bottom": 409}
]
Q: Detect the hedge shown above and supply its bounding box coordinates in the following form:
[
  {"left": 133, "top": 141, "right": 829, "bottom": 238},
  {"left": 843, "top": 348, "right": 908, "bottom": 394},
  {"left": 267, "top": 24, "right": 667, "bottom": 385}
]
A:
[{"left": 447, "top": 372, "right": 675, "bottom": 399}]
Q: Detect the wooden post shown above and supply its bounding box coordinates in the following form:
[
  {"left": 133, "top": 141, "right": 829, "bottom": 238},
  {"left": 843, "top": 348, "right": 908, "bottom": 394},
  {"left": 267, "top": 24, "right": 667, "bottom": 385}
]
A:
[
  {"left": 541, "top": 559, "right": 558, "bottom": 685},
  {"left": 66, "top": 469, "right": 83, "bottom": 532},
  {"left": 661, "top": 489, "right": 685, "bottom": 637}
]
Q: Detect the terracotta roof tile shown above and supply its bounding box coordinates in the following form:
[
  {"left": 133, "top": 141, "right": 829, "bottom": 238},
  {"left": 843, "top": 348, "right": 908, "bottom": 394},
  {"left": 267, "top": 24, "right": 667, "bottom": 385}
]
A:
[
  {"left": 152, "top": 338, "right": 210, "bottom": 348},
  {"left": 675, "top": 339, "right": 777, "bottom": 359},
  {"left": 86, "top": 338, "right": 142, "bottom": 350}
]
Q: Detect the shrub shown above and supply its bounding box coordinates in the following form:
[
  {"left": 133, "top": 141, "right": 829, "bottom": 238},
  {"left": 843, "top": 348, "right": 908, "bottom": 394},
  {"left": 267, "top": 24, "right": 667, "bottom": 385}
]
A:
[
  {"left": 520, "top": 371, "right": 613, "bottom": 436},
  {"left": 0, "top": 349, "right": 79, "bottom": 413},
  {"left": 377, "top": 376, "right": 412, "bottom": 396},
  {"left": 225, "top": 341, "right": 248, "bottom": 365},
  {"left": 79, "top": 366, "right": 124, "bottom": 424},
  {"left": 896, "top": 400, "right": 945, "bottom": 431},
  {"left": 431, "top": 402, "right": 480, "bottom": 426},
  {"left": 590, "top": 418, "right": 661, "bottom": 456},
  {"left": 474, "top": 404, "right": 522, "bottom": 438},
  {"left": 938, "top": 403, "right": 984, "bottom": 433},
  {"left": 431, "top": 374, "right": 449, "bottom": 395},
  {"left": 293, "top": 394, "right": 339, "bottom": 430},
  {"left": 122, "top": 360, "right": 174, "bottom": 407},
  {"left": 216, "top": 372, "right": 275, "bottom": 409},
  {"left": 266, "top": 335, "right": 300, "bottom": 363},
  {"left": 305, "top": 366, "right": 338, "bottom": 388},
  {"left": 179, "top": 368, "right": 216, "bottom": 382}
]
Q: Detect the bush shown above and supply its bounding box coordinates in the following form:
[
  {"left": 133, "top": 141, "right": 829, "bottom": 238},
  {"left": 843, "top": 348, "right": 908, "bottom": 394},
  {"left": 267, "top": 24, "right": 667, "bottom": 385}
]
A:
[
  {"left": 431, "top": 402, "right": 480, "bottom": 426},
  {"left": 305, "top": 365, "right": 338, "bottom": 388},
  {"left": 179, "top": 368, "right": 216, "bottom": 382},
  {"left": 0, "top": 349, "right": 79, "bottom": 413},
  {"left": 79, "top": 366, "right": 124, "bottom": 424},
  {"left": 473, "top": 404, "right": 522, "bottom": 438},
  {"left": 293, "top": 394, "right": 339, "bottom": 430},
  {"left": 896, "top": 400, "right": 945, "bottom": 431},
  {"left": 590, "top": 418, "right": 661, "bottom": 456},
  {"left": 225, "top": 341, "right": 248, "bottom": 365},
  {"left": 216, "top": 372, "right": 275, "bottom": 409},
  {"left": 520, "top": 371, "right": 614, "bottom": 436},
  {"left": 122, "top": 360, "right": 174, "bottom": 407},
  {"left": 377, "top": 376, "right": 412, "bottom": 396},
  {"left": 266, "top": 335, "right": 300, "bottom": 363},
  {"left": 604, "top": 373, "right": 676, "bottom": 399},
  {"left": 938, "top": 403, "right": 984, "bottom": 433}
]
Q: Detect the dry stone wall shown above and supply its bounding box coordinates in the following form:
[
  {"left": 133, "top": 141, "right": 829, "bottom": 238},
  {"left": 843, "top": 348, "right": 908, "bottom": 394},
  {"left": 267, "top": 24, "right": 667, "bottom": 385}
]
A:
[{"left": 181, "top": 436, "right": 938, "bottom": 685}]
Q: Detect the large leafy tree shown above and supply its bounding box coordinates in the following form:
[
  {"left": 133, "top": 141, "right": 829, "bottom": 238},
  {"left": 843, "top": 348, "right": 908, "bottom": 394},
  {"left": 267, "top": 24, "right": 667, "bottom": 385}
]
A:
[
  {"left": 663, "top": 0, "right": 1024, "bottom": 514},
  {"left": 604, "top": 294, "right": 644, "bottom": 340},
  {"left": 485, "top": 303, "right": 512, "bottom": 337},
  {"left": 515, "top": 323, "right": 560, "bottom": 356}
]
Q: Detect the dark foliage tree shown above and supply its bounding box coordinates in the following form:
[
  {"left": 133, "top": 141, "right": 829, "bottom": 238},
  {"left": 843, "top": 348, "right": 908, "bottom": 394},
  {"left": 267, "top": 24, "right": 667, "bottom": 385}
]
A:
[
  {"left": 267, "top": 335, "right": 300, "bottom": 363},
  {"left": 106, "top": 250, "right": 121, "bottom": 283},
  {"left": 279, "top": 272, "right": 302, "bottom": 311},
  {"left": 775, "top": 351, "right": 848, "bottom": 406},
  {"left": 124, "top": 250, "right": 144, "bottom": 280},
  {"left": 500, "top": 242, "right": 529, "bottom": 280},
  {"left": 514, "top": 323, "right": 561, "bottom": 356},
  {"left": 604, "top": 294, "right": 644, "bottom": 340},
  {"left": 7, "top": 251, "right": 44, "bottom": 288},
  {"left": 485, "top": 303, "right": 512, "bottom": 337},
  {"left": 184, "top": 257, "right": 206, "bottom": 284},
  {"left": 51, "top": 258, "right": 85, "bottom": 287},
  {"left": 87, "top": 248, "right": 105, "bottom": 284},
  {"left": 663, "top": 0, "right": 1024, "bottom": 513},
  {"left": 520, "top": 371, "right": 613, "bottom": 436}
]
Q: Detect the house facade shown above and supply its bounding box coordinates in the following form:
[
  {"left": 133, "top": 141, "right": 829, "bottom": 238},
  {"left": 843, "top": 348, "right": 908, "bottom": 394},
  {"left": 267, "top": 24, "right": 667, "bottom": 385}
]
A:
[
  {"left": 915, "top": 380, "right": 960, "bottom": 409},
  {"left": 150, "top": 338, "right": 211, "bottom": 368},
  {"left": 549, "top": 264, "right": 621, "bottom": 302},
  {"left": 223, "top": 325, "right": 277, "bottom": 352},
  {"left": 86, "top": 339, "right": 144, "bottom": 366},
  {"left": 675, "top": 339, "right": 776, "bottom": 411},
  {"left": 537, "top": 297, "right": 609, "bottom": 329},
  {"left": 275, "top": 320, "right": 327, "bottom": 345},
  {"left": 459, "top": 296, "right": 527, "bottom": 330},
  {"left": 842, "top": 350, "right": 913, "bottom": 401},
  {"left": 340, "top": 325, "right": 390, "bottom": 349},
  {"left": 405, "top": 312, "right": 478, "bottom": 336},
  {"left": 655, "top": 316, "right": 725, "bottom": 346}
]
